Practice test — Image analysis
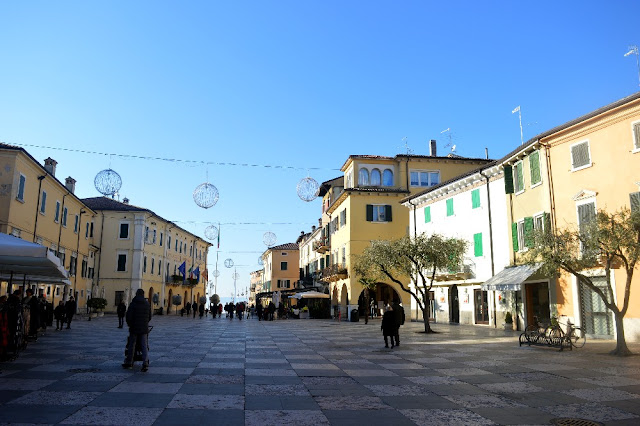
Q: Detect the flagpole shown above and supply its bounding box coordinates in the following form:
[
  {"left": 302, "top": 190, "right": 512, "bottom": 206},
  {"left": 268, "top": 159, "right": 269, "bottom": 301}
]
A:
[
  {"left": 512, "top": 106, "right": 523, "bottom": 145},
  {"left": 215, "top": 251, "right": 219, "bottom": 295}
]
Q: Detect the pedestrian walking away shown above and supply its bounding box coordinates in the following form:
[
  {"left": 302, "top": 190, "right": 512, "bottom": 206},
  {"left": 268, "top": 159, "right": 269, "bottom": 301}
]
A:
[
  {"left": 122, "top": 288, "right": 151, "bottom": 372},
  {"left": 198, "top": 303, "right": 205, "bottom": 318},
  {"left": 117, "top": 300, "right": 126, "bottom": 328},
  {"left": 64, "top": 296, "right": 76, "bottom": 329},
  {"left": 54, "top": 301, "right": 65, "bottom": 330},
  {"left": 192, "top": 302, "right": 197, "bottom": 318},
  {"left": 392, "top": 300, "right": 405, "bottom": 347},
  {"left": 185, "top": 301, "right": 191, "bottom": 316},
  {"left": 381, "top": 305, "right": 396, "bottom": 348}
]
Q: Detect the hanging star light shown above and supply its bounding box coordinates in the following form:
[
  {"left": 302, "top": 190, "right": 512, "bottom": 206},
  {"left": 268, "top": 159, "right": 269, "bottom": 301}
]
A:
[
  {"left": 193, "top": 182, "right": 219, "bottom": 209},
  {"left": 224, "top": 258, "right": 234, "bottom": 268},
  {"left": 258, "top": 257, "right": 263, "bottom": 266},
  {"left": 94, "top": 169, "right": 122, "bottom": 197},
  {"left": 204, "top": 225, "right": 219, "bottom": 241},
  {"left": 213, "top": 270, "right": 220, "bottom": 277},
  {"left": 263, "top": 232, "right": 277, "bottom": 247},
  {"left": 296, "top": 176, "right": 320, "bottom": 202},
  {"left": 232, "top": 272, "right": 240, "bottom": 280}
]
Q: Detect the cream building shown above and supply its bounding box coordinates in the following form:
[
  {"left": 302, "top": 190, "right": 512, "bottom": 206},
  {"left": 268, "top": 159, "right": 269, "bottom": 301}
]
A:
[
  {"left": 260, "top": 243, "right": 299, "bottom": 298},
  {"left": 82, "top": 197, "right": 211, "bottom": 313}
]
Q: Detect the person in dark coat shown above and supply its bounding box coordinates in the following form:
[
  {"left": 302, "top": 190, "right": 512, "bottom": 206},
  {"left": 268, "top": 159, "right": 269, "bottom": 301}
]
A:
[
  {"left": 122, "top": 288, "right": 151, "bottom": 371},
  {"left": 218, "top": 303, "right": 222, "bottom": 318},
  {"left": 65, "top": 296, "right": 76, "bottom": 329},
  {"left": 256, "top": 303, "right": 263, "bottom": 321},
  {"left": 185, "top": 301, "right": 191, "bottom": 316},
  {"left": 192, "top": 302, "right": 198, "bottom": 318},
  {"left": 381, "top": 305, "right": 396, "bottom": 348},
  {"left": 117, "top": 301, "right": 126, "bottom": 328},
  {"left": 198, "top": 302, "right": 205, "bottom": 318},
  {"left": 268, "top": 302, "right": 275, "bottom": 321},
  {"left": 391, "top": 300, "right": 405, "bottom": 347},
  {"left": 54, "top": 301, "right": 66, "bottom": 330},
  {"left": 23, "top": 289, "right": 39, "bottom": 338}
]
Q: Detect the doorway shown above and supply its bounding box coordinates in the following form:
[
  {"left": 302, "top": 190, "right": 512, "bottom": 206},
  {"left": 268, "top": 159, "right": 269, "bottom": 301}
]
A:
[
  {"left": 474, "top": 289, "right": 489, "bottom": 324},
  {"left": 449, "top": 285, "right": 460, "bottom": 323}
]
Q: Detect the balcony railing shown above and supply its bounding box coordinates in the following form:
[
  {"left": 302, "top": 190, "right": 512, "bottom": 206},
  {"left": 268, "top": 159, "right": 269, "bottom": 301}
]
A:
[
  {"left": 434, "top": 261, "right": 475, "bottom": 281},
  {"left": 312, "top": 237, "right": 330, "bottom": 253},
  {"left": 320, "top": 264, "right": 348, "bottom": 282}
]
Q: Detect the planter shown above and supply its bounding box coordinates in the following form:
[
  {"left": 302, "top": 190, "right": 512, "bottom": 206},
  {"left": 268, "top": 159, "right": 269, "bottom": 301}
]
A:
[
  {"left": 90, "top": 313, "right": 98, "bottom": 318},
  {"left": 300, "top": 311, "right": 309, "bottom": 319},
  {"left": 504, "top": 323, "right": 513, "bottom": 331},
  {"left": 98, "top": 312, "right": 104, "bottom": 317}
]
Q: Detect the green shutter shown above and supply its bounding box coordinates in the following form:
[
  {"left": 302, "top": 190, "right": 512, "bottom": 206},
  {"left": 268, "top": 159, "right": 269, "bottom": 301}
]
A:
[
  {"left": 471, "top": 189, "right": 480, "bottom": 209},
  {"left": 529, "top": 151, "right": 541, "bottom": 185},
  {"left": 504, "top": 165, "right": 514, "bottom": 194},
  {"left": 446, "top": 198, "right": 454, "bottom": 216},
  {"left": 524, "top": 216, "right": 534, "bottom": 248},
  {"left": 474, "top": 233, "right": 483, "bottom": 257},
  {"left": 424, "top": 206, "right": 431, "bottom": 223},
  {"left": 366, "top": 204, "right": 373, "bottom": 221},
  {"left": 630, "top": 192, "right": 640, "bottom": 213},
  {"left": 320, "top": 258, "right": 325, "bottom": 269},
  {"left": 516, "top": 163, "right": 524, "bottom": 192},
  {"left": 385, "top": 205, "right": 392, "bottom": 222},
  {"left": 511, "top": 222, "right": 519, "bottom": 252}
]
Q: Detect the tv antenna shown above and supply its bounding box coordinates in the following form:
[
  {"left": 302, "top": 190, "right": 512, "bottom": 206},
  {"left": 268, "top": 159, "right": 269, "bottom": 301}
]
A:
[
  {"left": 400, "top": 136, "right": 413, "bottom": 155},
  {"left": 441, "top": 128, "right": 455, "bottom": 151},
  {"left": 624, "top": 45, "right": 640, "bottom": 86}
]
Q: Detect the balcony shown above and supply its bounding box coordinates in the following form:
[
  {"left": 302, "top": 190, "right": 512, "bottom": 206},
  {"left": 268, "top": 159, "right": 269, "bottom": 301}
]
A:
[
  {"left": 312, "top": 237, "right": 330, "bottom": 254},
  {"left": 434, "top": 261, "right": 475, "bottom": 282},
  {"left": 320, "top": 264, "right": 348, "bottom": 283}
]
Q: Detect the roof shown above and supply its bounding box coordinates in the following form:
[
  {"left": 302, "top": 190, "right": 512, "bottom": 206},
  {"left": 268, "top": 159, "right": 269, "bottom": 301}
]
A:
[
  {"left": 268, "top": 243, "right": 299, "bottom": 251},
  {"left": 318, "top": 176, "right": 344, "bottom": 197},
  {"left": 341, "top": 153, "right": 492, "bottom": 171}
]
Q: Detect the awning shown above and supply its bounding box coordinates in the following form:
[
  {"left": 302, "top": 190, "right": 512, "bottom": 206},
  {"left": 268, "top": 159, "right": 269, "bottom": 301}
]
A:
[
  {"left": 481, "top": 264, "right": 541, "bottom": 291},
  {"left": 289, "top": 291, "right": 330, "bottom": 300},
  {"left": 0, "top": 233, "right": 70, "bottom": 284}
]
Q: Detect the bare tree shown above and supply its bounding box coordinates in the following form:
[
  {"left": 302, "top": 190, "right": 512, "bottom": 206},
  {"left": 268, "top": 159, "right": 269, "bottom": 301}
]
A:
[
  {"left": 525, "top": 208, "right": 640, "bottom": 356},
  {"left": 355, "top": 235, "right": 467, "bottom": 333}
]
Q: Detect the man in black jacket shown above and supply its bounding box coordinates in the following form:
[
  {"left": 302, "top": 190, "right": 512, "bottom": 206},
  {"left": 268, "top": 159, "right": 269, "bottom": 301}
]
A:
[
  {"left": 122, "top": 289, "right": 151, "bottom": 372},
  {"left": 65, "top": 296, "right": 76, "bottom": 329},
  {"left": 392, "top": 300, "right": 405, "bottom": 347}
]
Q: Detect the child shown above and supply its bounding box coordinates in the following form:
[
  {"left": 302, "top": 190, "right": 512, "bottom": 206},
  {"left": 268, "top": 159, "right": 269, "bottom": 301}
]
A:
[
  {"left": 54, "top": 301, "right": 66, "bottom": 330},
  {"left": 381, "top": 305, "right": 395, "bottom": 348}
]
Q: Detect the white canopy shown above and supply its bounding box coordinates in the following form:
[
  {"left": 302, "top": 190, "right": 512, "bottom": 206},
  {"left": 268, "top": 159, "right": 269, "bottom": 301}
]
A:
[
  {"left": 0, "top": 233, "right": 70, "bottom": 284},
  {"left": 289, "top": 291, "right": 330, "bottom": 300}
]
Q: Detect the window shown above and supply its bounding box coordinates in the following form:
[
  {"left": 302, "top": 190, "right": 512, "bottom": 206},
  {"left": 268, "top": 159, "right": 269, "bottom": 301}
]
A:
[
  {"left": 281, "top": 261, "right": 288, "bottom": 270},
  {"left": 160, "top": 232, "right": 163, "bottom": 246},
  {"left": 473, "top": 233, "right": 483, "bottom": 257},
  {"left": 117, "top": 254, "right": 127, "bottom": 272},
  {"left": 529, "top": 151, "right": 541, "bottom": 186},
  {"left": 383, "top": 169, "right": 393, "bottom": 186},
  {"left": 370, "top": 169, "right": 381, "bottom": 186},
  {"left": 190, "top": 246, "right": 193, "bottom": 256},
  {"left": 40, "top": 191, "right": 47, "bottom": 214},
  {"left": 168, "top": 235, "right": 171, "bottom": 249},
  {"left": 340, "top": 209, "right": 347, "bottom": 227},
  {"left": 145, "top": 227, "right": 149, "bottom": 242},
  {"left": 341, "top": 246, "right": 346, "bottom": 267},
  {"left": 90, "top": 222, "right": 94, "bottom": 237},
  {"left": 577, "top": 201, "right": 596, "bottom": 255},
  {"left": 277, "top": 279, "right": 290, "bottom": 288},
  {"left": 517, "top": 220, "right": 525, "bottom": 251},
  {"left": 571, "top": 140, "right": 591, "bottom": 171},
  {"left": 143, "top": 256, "right": 147, "bottom": 273},
  {"left": 69, "top": 254, "right": 77, "bottom": 276},
  {"left": 151, "top": 258, "right": 155, "bottom": 275},
  {"left": 16, "top": 174, "right": 25, "bottom": 201},
  {"left": 345, "top": 172, "right": 353, "bottom": 188},
  {"left": 446, "top": 198, "right": 454, "bottom": 217},
  {"left": 175, "top": 239, "right": 178, "bottom": 252},
  {"left": 81, "top": 258, "right": 87, "bottom": 278},
  {"left": 410, "top": 170, "right": 440, "bottom": 187},
  {"left": 119, "top": 223, "right": 129, "bottom": 239},
  {"left": 74, "top": 215, "right": 79, "bottom": 233},
  {"left": 471, "top": 189, "right": 481, "bottom": 209},
  {"left": 62, "top": 208, "right": 68, "bottom": 227},
  {"left": 115, "top": 291, "right": 124, "bottom": 306},
  {"left": 54, "top": 201, "right": 60, "bottom": 223},
  {"left": 153, "top": 230, "right": 157, "bottom": 244},
  {"left": 630, "top": 192, "right": 640, "bottom": 213},
  {"left": 85, "top": 222, "right": 89, "bottom": 238},
  {"left": 424, "top": 206, "right": 431, "bottom": 223},
  {"left": 633, "top": 122, "right": 640, "bottom": 151},
  {"left": 358, "top": 168, "right": 369, "bottom": 186},
  {"left": 513, "top": 161, "right": 524, "bottom": 193},
  {"left": 366, "top": 204, "right": 392, "bottom": 222}
]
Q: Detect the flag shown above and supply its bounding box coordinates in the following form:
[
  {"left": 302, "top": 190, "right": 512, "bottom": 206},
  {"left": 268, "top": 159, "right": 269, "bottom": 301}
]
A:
[
  {"left": 188, "top": 266, "right": 193, "bottom": 279},
  {"left": 178, "top": 261, "right": 186, "bottom": 283},
  {"left": 194, "top": 266, "right": 200, "bottom": 282},
  {"left": 512, "top": 106, "right": 520, "bottom": 114},
  {"left": 217, "top": 223, "right": 220, "bottom": 249}
]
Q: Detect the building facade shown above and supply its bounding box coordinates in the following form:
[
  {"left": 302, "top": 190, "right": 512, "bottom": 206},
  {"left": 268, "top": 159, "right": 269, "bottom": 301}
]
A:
[{"left": 260, "top": 243, "right": 300, "bottom": 297}]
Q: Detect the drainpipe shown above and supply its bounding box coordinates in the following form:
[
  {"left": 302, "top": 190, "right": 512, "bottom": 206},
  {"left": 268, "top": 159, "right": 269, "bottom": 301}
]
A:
[
  {"left": 73, "top": 209, "right": 86, "bottom": 311},
  {"left": 57, "top": 194, "right": 67, "bottom": 300},
  {"left": 480, "top": 171, "right": 497, "bottom": 328},
  {"left": 33, "top": 175, "right": 46, "bottom": 243}
]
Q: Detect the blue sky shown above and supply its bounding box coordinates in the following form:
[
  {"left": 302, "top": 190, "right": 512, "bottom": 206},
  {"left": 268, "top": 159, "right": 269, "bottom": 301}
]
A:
[{"left": 1, "top": 1, "right": 639, "bottom": 300}]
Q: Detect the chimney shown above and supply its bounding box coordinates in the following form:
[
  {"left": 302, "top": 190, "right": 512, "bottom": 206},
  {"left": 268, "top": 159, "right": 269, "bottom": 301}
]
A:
[
  {"left": 485, "top": 147, "right": 489, "bottom": 159},
  {"left": 123, "top": 197, "right": 130, "bottom": 204},
  {"left": 311, "top": 225, "right": 316, "bottom": 232},
  {"left": 318, "top": 218, "right": 322, "bottom": 227},
  {"left": 429, "top": 139, "right": 437, "bottom": 157},
  {"left": 44, "top": 158, "right": 57, "bottom": 176},
  {"left": 65, "top": 177, "right": 76, "bottom": 194}
]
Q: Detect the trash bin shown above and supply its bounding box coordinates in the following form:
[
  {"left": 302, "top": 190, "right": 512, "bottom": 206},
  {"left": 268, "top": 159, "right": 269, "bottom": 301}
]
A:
[{"left": 350, "top": 309, "right": 359, "bottom": 322}]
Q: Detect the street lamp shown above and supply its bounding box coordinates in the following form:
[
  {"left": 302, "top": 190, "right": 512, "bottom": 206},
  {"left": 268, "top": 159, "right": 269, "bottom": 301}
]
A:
[{"left": 624, "top": 45, "right": 640, "bottom": 86}]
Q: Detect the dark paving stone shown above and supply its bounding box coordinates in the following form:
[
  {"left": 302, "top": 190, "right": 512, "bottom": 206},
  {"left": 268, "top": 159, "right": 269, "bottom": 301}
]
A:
[
  {"left": 294, "top": 369, "right": 348, "bottom": 377},
  {"left": 245, "top": 395, "right": 320, "bottom": 410},
  {"left": 0, "top": 404, "right": 81, "bottom": 423},
  {"left": 353, "top": 376, "right": 414, "bottom": 386},
  {"left": 154, "top": 408, "right": 244, "bottom": 426},
  {"left": 245, "top": 376, "right": 303, "bottom": 385},
  {"left": 7, "top": 370, "right": 74, "bottom": 380},
  {"left": 88, "top": 391, "right": 174, "bottom": 408},
  {"left": 471, "top": 406, "right": 556, "bottom": 425},
  {"left": 124, "top": 373, "right": 190, "bottom": 383},
  {"left": 323, "top": 409, "right": 416, "bottom": 425},
  {"left": 42, "top": 380, "right": 119, "bottom": 392},
  {"left": 179, "top": 383, "right": 244, "bottom": 395},
  {"left": 0, "top": 389, "right": 30, "bottom": 404},
  {"left": 382, "top": 395, "right": 459, "bottom": 409}
]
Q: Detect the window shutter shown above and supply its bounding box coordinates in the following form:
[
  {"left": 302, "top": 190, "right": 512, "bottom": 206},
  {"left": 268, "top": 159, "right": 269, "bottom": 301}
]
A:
[
  {"left": 424, "top": 206, "right": 431, "bottom": 223},
  {"left": 630, "top": 192, "right": 640, "bottom": 213},
  {"left": 634, "top": 123, "right": 640, "bottom": 150},
  {"left": 571, "top": 142, "right": 590, "bottom": 169},
  {"left": 578, "top": 203, "right": 596, "bottom": 234},
  {"left": 511, "top": 222, "right": 519, "bottom": 252},
  {"left": 366, "top": 205, "right": 373, "bottom": 221},
  {"left": 516, "top": 163, "right": 524, "bottom": 192},
  {"left": 543, "top": 212, "right": 551, "bottom": 232},
  {"left": 385, "top": 205, "right": 392, "bottom": 222},
  {"left": 446, "top": 198, "right": 454, "bottom": 216},
  {"left": 474, "top": 233, "right": 483, "bottom": 257},
  {"left": 529, "top": 151, "right": 541, "bottom": 184},
  {"left": 471, "top": 189, "right": 480, "bottom": 209},
  {"left": 524, "top": 216, "right": 534, "bottom": 248},
  {"left": 504, "top": 166, "right": 514, "bottom": 194}
]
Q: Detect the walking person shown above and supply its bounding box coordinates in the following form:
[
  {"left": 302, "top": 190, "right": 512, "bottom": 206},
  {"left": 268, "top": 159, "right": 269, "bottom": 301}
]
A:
[
  {"left": 54, "top": 301, "right": 65, "bottom": 330},
  {"left": 381, "top": 305, "right": 395, "bottom": 348},
  {"left": 218, "top": 303, "right": 222, "bottom": 318},
  {"left": 199, "top": 302, "right": 205, "bottom": 318},
  {"left": 192, "top": 302, "right": 198, "bottom": 318},
  {"left": 117, "top": 300, "right": 126, "bottom": 328},
  {"left": 64, "top": 296, "right": 76, "bottom": 329},
  {"left": 256, "top": 303, "right": 263, "bottom": 321},
  {"left": 391, "top": 300, "right": 405, "bottom": 347},
  {"left": 185, "top": 301, "right": 191, "bottom": 316},
  {"left": 122, "top": 289, "right": 151, "bottom": 372}
]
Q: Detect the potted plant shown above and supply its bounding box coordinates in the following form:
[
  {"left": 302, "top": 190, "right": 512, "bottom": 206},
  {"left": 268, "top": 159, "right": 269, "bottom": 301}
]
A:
[
  {"left": 300, "top": 306, "right": 309, "bottom": 319},
  {"left": 87, "top": 297, "right": 107, "bottom": 318},
  {"left": 504, "top": 312, "right": 513, "bottom": 330}
]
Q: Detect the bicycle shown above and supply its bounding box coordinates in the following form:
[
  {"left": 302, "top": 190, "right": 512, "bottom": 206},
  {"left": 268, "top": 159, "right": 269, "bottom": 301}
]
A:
[{"left": 545, "top": 317, "right": 586, "bottom": 349}]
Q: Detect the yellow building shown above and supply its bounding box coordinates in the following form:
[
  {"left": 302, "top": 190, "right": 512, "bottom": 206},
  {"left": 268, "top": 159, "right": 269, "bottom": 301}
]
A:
[
  {"left": 326, "top": 147, "right": 493, "bottom": 319},
  {"left": 81, "top": 197, "right": 211, "bottom": 313},
  {"left": 249, "top": 269, "right": 264, "bottom": 306},
  {"left": 0, "top": 144, "right": 97, "bottom": 310},
  {"left": 260, "top": 243, "right": 300, "bottom": 298}
]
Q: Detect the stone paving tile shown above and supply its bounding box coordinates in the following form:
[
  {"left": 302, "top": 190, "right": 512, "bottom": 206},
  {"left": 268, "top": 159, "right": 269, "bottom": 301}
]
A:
[
  {"left": 8, "top": 390, "right": 101, "bottom": 406},
  {"left": 443, "top": 394, "right": 527, "bottom": 408},
  {"left": 539, "top": 402, "right": 640, "bottom": 422},
  {"left": 245, "top": 409, "right": 330, "bottom": 426},
  {"left": 315, "top": 396, "right": 391, "bottom": 410},
  {"left": 167, "top": 394, "right": 244, "bottom": 409},
  {"left": 561, "top": 387, "right": 640, "bottom": 402},
  {"left": 400, "top": 408, "right": 496, "bottom": 425},
  {"left": 478, "top": 381, "right": 545, "bottom": 393}
]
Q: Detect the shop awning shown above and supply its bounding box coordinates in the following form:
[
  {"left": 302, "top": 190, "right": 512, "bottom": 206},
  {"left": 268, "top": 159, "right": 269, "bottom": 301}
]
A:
[{"left": 481, "top": 264, "right": 541, "bottom": 291}]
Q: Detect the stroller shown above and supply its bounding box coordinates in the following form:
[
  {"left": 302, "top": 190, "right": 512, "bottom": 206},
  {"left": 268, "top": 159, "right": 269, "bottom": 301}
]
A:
[{"left": 124, "top": 326, "right": 153, "bottom": 362}]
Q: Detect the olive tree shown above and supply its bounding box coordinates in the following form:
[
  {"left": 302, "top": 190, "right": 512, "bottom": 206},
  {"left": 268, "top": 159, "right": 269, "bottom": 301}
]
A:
[
  {"left": 355, "top": 234, "right": 467, "bottom": 333},
  {"left": 525, "top": 208, "right": 640, "bottom": 356}
]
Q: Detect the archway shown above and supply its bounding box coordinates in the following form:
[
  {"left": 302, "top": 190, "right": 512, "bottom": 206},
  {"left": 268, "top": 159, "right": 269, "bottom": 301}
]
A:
[
  {"left": 449, "top": 284, "right": 460, "bottom": 323},
  {"left": 168, "top": 289, "right": 173, "bottom": 313},
  {"left": 148, "top": 287, "right": 154, "bottom": 307},
  {"left": 358, "top": 283, "right": 402, "bottom": 318},
  {"left": 340, "top": 283, "right": 349, "bottom": 318}
]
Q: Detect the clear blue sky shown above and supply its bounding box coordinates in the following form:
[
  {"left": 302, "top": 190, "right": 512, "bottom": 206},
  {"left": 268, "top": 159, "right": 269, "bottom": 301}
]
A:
[{"left": 1, "top": 1, "right": 639, "bottom": 300}]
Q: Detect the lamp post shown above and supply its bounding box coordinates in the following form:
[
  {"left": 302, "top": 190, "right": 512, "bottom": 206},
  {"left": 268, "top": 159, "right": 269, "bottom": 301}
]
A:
[{"left": 624, "top": 45, "right": 640, "bottom": 86}]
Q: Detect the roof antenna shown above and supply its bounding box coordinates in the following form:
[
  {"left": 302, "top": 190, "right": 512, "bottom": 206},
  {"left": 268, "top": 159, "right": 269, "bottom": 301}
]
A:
[
  {"left": 400, "top": 136, "right": 413, "bottom": 155},
  {"left": 441, "top": 128, "right": 454, "bottom": 149}
]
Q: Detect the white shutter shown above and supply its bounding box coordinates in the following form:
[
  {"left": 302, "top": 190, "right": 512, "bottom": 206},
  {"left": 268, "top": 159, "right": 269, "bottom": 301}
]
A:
[{"left": 634, "top": 123, "right": 640, "bottom": 150}]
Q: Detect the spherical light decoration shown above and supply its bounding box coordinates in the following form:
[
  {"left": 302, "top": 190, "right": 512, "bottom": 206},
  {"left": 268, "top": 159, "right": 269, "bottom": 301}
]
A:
[
  {"left": 193, "top": 182, "right": 219, "bottom": 209},
  {"left": 258, "top": 257, "right": 263, "bottom": 266},
  {"left": 224, "top": 258, "right": 234, "bottom": 268},
  {"left": 296, "top": 177, "right": 320, "bottom": 202},
  {"left": 213, "top": 269, "right": 220, "bottom": 277},
  {"left": 204, "top": 225, "right": 219, "bottom": 241},
  {"left": 263, "top": 232, "right": 277, "bottom": 247},
  {"left": 94, "top": 169, "right": 122, "bottom": 197},
  {"left": 232, "top": 272, "right": 240, "bottom": 280}
]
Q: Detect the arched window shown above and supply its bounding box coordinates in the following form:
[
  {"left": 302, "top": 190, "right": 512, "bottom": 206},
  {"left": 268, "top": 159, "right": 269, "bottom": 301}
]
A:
[
  {"left": 371, "top": 169, "right": 381, "bottom": 186},
  {"left": 358, "top": 168, "right": 369, "bottom": 186},
  {"left": 383, "top": 169, "right": 394, "bottom": 186}
]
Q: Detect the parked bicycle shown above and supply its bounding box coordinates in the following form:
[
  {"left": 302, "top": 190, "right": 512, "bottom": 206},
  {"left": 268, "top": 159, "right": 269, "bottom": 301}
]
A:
[{"left": 548, "top": 316, "right": 586, "bottom": 349}]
